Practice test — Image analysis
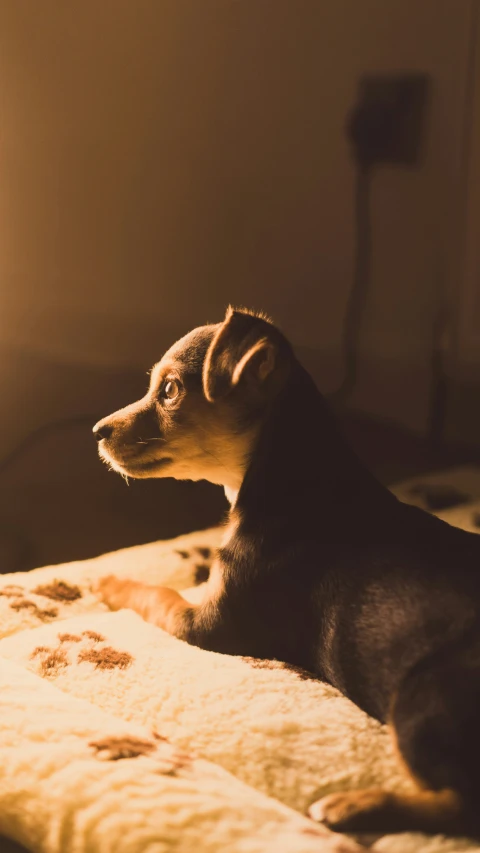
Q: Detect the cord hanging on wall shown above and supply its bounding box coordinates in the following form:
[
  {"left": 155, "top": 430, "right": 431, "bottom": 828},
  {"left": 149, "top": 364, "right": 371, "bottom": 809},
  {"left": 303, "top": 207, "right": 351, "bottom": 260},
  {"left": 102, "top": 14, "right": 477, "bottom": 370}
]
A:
[
  {"left": 329, "top": 161, "right": 372, "bottom": 405},
  {"left": 329, "top": 73, "right": 430, "bottom": 408}
]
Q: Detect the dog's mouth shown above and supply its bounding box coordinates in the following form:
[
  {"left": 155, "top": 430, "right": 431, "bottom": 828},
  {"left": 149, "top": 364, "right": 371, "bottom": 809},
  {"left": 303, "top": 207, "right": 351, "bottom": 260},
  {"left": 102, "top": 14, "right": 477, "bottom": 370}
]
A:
[
  {"left": 98, "top": 444, "right": 173, "bottom": 478},
  {"left": 124, "top": 456, "right": 174, "bottom": 475}
]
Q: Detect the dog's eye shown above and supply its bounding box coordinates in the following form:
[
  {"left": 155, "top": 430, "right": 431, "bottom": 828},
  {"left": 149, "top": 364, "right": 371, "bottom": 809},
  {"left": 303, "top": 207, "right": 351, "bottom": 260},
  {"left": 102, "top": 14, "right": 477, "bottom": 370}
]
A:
[{"left": 163, "top": 379, "right": 179, "bottom": 400}]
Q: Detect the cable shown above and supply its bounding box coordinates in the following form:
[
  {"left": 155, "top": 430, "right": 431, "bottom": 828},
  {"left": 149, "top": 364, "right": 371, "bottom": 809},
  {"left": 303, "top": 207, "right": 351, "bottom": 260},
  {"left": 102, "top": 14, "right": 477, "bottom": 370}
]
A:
[
  {"left": 329, "top": 82, "right": 428, "bottom": 407},
  {"left": 328, "top": 95, "right": 390, "bottom": 406},
  {"left": 425, "top": 2, "right": 480, "bottom": 448},
  {"left": 427, "top": 308, "right": 449, "bottom": 448},
  {"left": 329, "top": 161, "right": 373, "bottom": 405}
]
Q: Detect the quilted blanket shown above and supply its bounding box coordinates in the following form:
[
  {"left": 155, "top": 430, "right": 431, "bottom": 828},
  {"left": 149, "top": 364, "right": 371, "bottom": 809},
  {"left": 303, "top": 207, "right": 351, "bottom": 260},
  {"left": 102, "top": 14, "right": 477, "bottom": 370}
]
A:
[{"left": 1, "top": 467, "right": 480, "bottom": 853}]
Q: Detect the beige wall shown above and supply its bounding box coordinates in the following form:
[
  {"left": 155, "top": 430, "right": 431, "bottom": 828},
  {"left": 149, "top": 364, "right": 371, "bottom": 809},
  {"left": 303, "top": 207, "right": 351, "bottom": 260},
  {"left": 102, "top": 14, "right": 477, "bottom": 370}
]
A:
[
  {"left": 0, "top": 1, "right": 475, "bottom": 448},
  {"left": 442, "top": 6, "right": 480, "bottom": 445}
]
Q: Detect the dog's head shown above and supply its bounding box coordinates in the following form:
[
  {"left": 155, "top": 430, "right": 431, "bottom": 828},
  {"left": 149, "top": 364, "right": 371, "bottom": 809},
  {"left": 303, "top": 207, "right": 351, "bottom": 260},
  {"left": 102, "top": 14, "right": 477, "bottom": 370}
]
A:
[{"left": 93, "top": 307, "right": 293, "bottom": 491}]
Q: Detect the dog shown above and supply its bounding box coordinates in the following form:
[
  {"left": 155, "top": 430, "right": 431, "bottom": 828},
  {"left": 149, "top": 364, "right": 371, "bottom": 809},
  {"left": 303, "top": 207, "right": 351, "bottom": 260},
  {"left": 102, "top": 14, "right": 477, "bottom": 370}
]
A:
[{"left": 94, "top": 306, "right": 480, "bottom": 837}]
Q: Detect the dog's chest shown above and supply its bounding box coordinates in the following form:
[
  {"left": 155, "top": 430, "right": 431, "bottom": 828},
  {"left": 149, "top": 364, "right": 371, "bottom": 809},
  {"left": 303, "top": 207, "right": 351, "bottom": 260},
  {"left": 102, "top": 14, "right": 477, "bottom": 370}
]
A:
[{"left": 202, "top": 561, "right": 224, "bottom": 603}]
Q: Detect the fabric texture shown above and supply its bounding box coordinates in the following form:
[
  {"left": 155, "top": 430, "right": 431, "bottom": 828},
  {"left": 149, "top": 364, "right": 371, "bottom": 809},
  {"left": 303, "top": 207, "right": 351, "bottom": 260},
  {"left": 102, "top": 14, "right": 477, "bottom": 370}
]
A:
[{"left": 1, "top": 466, "right": 480, "bottom": 852}]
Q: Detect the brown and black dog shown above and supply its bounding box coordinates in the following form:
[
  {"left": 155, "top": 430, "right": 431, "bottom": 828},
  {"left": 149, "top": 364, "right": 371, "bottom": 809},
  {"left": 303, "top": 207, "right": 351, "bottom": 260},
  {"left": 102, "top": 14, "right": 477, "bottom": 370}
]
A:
[{"left": 94, "top": 307, "right": 480, "bottom": 836}]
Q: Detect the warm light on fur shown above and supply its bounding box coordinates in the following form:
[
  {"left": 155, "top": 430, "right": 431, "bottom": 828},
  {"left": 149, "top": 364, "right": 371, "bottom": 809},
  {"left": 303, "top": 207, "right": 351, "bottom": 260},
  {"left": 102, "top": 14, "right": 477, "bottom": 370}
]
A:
[{"left": 94, "top": 307, "right": 286, "bottom": 491}]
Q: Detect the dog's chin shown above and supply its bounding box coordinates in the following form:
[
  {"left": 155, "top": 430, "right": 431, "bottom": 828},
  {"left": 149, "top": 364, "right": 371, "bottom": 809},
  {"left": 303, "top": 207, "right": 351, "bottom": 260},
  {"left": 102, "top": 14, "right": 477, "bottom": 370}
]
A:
[
  {"left": 121, "top": 457, "right": 175, "bottom": 479},
  {"left": 99, "top": 446, "right": 173, "bottom": 479}
]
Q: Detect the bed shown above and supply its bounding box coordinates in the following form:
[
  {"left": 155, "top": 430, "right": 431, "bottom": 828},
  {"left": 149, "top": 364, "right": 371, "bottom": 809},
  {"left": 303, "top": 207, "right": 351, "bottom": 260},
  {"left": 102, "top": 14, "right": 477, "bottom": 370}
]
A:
[{"left": 1, "top": 468, "right": 480, "bottom": 853}]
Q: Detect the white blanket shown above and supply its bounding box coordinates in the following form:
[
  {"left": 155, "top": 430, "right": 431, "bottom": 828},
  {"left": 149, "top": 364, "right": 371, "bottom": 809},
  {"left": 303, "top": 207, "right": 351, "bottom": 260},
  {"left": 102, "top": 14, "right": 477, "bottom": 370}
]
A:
[{"left": 1, "top": 468, "right": 480, "bottom": 853}]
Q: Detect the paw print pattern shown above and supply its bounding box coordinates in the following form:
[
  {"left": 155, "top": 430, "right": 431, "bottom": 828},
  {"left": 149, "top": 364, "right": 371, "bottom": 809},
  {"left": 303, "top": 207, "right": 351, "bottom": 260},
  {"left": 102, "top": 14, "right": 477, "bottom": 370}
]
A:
[
  {"left": 30, "top": 630, "right": 133, "bottom": 678},
  {"left": 88, "top": 732, "right": 192, "bottom": 775},
  {"left": 0, "top": 579, "right": 83, "bottom": 623},
  {"left": 174, "top": 545, "right": 215, "bottom": 585}
]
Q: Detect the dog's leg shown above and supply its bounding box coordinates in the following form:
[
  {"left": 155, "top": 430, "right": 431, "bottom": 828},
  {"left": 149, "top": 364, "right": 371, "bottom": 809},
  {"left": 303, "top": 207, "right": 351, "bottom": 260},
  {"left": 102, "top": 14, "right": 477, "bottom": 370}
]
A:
[
  {"left": 311, "top": 636, "right": 480, "bottom": 836},
  {"left": 96, "top": 565, "right": 235, "bottom": 652},
  {"left": 308, "top": 787, "right": 464, "bottom": 835},
  {"left": 96, "top": 576, "right": 196, "bottom": 640}
]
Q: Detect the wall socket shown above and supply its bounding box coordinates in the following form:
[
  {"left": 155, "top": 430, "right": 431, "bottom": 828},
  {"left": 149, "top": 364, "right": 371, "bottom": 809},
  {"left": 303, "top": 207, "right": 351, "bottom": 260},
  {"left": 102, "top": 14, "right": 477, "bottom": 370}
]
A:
[{"left": 348, "top": 73, "right": 430, "bottom": 167}]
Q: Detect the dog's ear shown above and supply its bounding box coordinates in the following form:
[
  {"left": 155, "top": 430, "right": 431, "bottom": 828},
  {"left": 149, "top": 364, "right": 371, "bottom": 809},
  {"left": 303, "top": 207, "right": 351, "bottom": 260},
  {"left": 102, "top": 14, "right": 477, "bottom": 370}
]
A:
[{"left": 203, "top": 307, "right": 277, "bottom": 402}]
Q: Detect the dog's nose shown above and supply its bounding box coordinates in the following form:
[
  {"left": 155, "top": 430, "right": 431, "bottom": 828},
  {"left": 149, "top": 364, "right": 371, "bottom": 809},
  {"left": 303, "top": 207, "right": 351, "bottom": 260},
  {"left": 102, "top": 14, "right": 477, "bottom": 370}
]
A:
[{"left": 93, "top": 422, "right": 114, "bottom": 442}]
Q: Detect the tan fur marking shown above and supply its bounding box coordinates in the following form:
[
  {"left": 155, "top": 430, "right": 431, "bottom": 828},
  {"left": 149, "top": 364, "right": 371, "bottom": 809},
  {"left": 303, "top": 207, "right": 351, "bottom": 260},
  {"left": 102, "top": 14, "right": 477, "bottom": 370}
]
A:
[{"left": 96, "top": 575, "right": 195, "bottom": 637}]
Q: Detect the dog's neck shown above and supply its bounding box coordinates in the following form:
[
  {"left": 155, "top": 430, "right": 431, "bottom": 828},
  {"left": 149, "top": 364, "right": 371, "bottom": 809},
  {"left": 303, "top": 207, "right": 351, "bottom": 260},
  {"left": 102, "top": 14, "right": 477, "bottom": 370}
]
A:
[{"left": 235, "top": 361, "right": 394, "bottom": 527}]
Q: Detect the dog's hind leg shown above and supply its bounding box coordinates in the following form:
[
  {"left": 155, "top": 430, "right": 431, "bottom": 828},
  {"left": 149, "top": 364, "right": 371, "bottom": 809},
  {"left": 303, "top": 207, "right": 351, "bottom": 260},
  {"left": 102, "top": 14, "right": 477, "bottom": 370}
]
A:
[
  {"left": 308, "top": 786, "right": 463, "bottom": 834},
  {"left": 309, "top": 635, "right": 480, "bottom": 835}
]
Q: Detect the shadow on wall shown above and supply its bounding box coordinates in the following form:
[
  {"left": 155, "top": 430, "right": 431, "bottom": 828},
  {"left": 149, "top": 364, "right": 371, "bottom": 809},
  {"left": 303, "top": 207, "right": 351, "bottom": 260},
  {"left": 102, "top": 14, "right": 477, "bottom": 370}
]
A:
[
  {"left": 0, "top": 344, "right": 227, "bottom": 574},
  {"left": 0, "top": 0, "right": 473, "bottom": 436},
  {"left": 3, "top": 335, "right": 479, "bottom": 575},
  {"left": 0, "top": 836, "right": 29, "bottom": 853},
  {"left": 0, "top": 0, "right": 476, "bottom": 569}
]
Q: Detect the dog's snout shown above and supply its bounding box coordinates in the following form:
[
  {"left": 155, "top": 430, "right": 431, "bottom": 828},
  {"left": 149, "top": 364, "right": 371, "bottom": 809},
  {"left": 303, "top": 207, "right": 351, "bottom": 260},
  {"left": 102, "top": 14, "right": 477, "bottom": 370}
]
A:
[{"left": 93, "top": 421, "right": 114, "bottom": 442}]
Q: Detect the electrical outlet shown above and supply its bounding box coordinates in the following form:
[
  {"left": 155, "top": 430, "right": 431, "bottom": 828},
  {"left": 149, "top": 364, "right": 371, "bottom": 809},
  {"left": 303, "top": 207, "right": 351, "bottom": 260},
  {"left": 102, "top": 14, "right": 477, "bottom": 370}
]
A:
[{"left": 348, "top": 73, "right": 430, "bottom": 167}]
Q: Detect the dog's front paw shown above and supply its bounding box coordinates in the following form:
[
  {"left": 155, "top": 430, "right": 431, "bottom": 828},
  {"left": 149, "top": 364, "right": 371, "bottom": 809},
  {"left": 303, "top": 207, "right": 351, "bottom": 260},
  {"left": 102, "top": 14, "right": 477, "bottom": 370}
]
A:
[
  {"left": 96, "top": 575, "right": 138, "bottom": 611},
  {"left": 308, "top": 789, "right": 389, "bottom": 832}
]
